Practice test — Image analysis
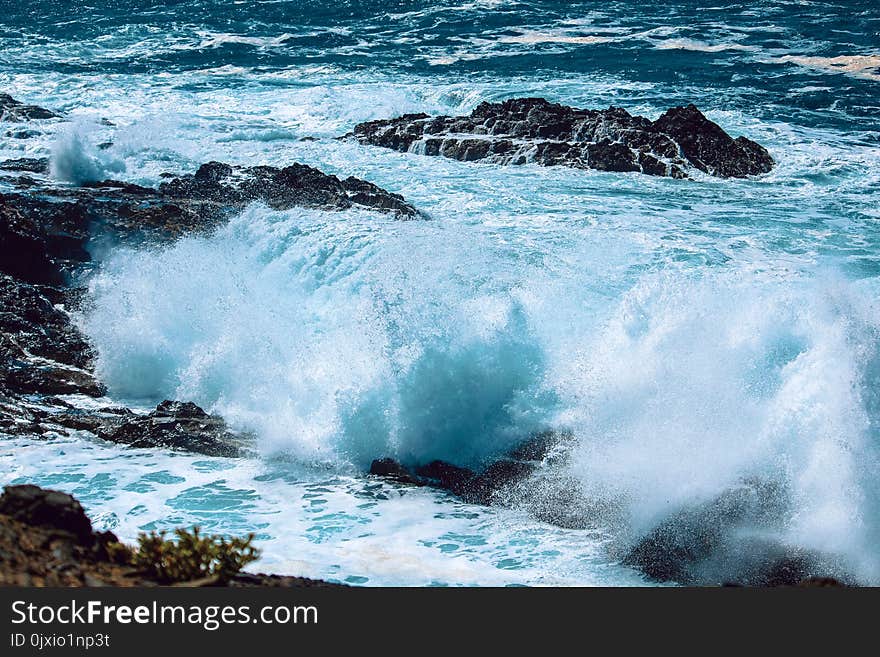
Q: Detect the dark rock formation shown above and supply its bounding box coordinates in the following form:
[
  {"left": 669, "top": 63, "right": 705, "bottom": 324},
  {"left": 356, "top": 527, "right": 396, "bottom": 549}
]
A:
[
  {"left": 0, "top": 93, "right": 60, "bottom": 122},
  {"left": 159, "top": 161, "right": 418, "bottom": 217},
  {"left": 90, "top": 400, "right": 249, "bottom": 457},
  {"left": 0, "top": 275, "right": 94, "bottom": 367},
  {"left": 0, "top": 484, "right": 340, "bottom": 587},
  {"left": 0, "top": 273, "right": 103, "bottom": 398},
  {"left": 0, "top": 194, "right": 91, "bottom": 284},
  {"left": 351, "top": 98, "right": 774, "bottom": 179},
  {"left": 369, "top": 430, "right": 572, "bottom": 505},
  {"left": 0, "top": 157, "right": 49, "bottom": 173},
  {"left": 623, "top": 480, "right": 848, "bottom": 586}
]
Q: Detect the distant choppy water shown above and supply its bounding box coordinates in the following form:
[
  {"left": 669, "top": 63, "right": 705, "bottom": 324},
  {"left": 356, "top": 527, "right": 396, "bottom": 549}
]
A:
[{"left": 1, "top": 1, "right": 879, "bottom": 585}]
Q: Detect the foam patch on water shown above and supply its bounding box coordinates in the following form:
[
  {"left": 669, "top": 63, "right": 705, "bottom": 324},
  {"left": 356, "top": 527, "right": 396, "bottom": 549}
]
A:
[
  {"left": 773, "top": 54, "right": 880, "bottom": 81},
  {"left": 0, "top": 433, "right": 642, "bottom": 586}
]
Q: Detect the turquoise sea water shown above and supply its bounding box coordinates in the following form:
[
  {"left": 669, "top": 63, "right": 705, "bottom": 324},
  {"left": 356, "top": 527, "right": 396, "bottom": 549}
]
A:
[{"left": 1, "top": 1, "right": 879, "bottom": 585}]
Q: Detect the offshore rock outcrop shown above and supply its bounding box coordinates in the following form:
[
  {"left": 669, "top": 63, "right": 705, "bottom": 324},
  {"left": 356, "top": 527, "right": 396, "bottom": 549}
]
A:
[
  {"left": 351, "top": 98, "right": 774, "bottom": 179},
  {"left": 0, "top": 484, "right": 338, "bottom": 586},
  {"left": 0, "top": 93, "right": 60, "bottom": 122}
]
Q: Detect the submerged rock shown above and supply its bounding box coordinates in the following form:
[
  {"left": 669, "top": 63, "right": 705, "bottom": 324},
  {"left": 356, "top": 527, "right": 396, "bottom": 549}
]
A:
[
  {"left": 0, "top": 93, "right": 60, "bottom": 122},
  {"left": 351, "top": 97, "right": 774, "bottom": 179}
]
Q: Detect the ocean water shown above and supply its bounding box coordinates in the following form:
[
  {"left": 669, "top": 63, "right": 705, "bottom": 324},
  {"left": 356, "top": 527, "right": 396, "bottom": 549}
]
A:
[{"left": 1, "top": 1, "right": 879, "bottom": 585}]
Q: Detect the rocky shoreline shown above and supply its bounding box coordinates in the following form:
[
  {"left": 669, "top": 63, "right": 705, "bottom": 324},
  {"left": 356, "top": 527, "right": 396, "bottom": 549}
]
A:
[{"left": 1, "top": 92, "right": 419, "bottom": 456}]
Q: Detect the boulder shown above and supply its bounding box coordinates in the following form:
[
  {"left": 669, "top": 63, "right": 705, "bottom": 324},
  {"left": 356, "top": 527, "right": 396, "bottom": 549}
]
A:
[{"left": 0, "top": 484, "right": 94, "bottom": 544}]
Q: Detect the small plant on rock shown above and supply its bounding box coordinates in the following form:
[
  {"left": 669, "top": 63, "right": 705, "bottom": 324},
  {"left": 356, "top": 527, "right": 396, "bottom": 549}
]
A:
[{"left": 132, "top": 527, "right": 259, "bottom": 584}]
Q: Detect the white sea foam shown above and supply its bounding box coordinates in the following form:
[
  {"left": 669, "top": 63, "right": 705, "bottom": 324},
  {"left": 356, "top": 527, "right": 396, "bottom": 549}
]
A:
[{"left": 773, "top": 54, "right": 880, "bottom": 81}]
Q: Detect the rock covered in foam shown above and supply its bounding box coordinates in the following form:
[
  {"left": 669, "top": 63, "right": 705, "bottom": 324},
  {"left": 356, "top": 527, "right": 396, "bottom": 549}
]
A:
[
  {"left": 623, "top": 479, "right": 848, "bottom": 586},
  {"left": 351, "top": 98, "right": 774, "bottom": 179}
]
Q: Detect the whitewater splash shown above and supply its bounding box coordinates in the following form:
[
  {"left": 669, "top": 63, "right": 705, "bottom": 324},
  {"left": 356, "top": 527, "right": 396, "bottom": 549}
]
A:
[
  {"left": 81, "top": 204, "right": 554, "bottom": 468},
  {"left": 79, "top": 200, "right": 880, "bottom": 584}
]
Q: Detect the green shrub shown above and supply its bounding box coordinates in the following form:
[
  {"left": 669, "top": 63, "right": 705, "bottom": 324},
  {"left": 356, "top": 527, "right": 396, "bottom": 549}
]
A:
[{"left": 132, "top": 527, "right": 259, "bottom": 584}]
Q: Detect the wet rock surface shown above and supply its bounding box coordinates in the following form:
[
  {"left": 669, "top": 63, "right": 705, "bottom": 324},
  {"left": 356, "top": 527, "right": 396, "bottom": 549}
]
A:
[
  {"left": 351, "top": 97, "right": 774, "bottom": 179},
  {"left": 89, "top": 400, "right": 250, "bottom": 457},
  {"left": 0, "top": 93, "right": 60, "bottom": 122},
  {"left": 369, "top": 431, "right": 572, "bottom": 505},
  {"left": 621, "top": 480, "right": 847, "bottom": 586},
  {"left": 0, "top": 484, "right": 339, "bottom": 587}
]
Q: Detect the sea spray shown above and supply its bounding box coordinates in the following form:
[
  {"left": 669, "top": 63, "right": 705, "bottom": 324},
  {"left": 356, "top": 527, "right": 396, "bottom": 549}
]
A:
[
  {"left": 50, "top": 119, "right": 124, "bottom": 184},
  {"left": 81, "top": 203, "right": 556, "bottom": 467},
  {"left": 79, "top": 199, "right": 880, "bottom": 581},
  {"left": 552, "top": 269, "right": 880, "bottom": 582}
]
